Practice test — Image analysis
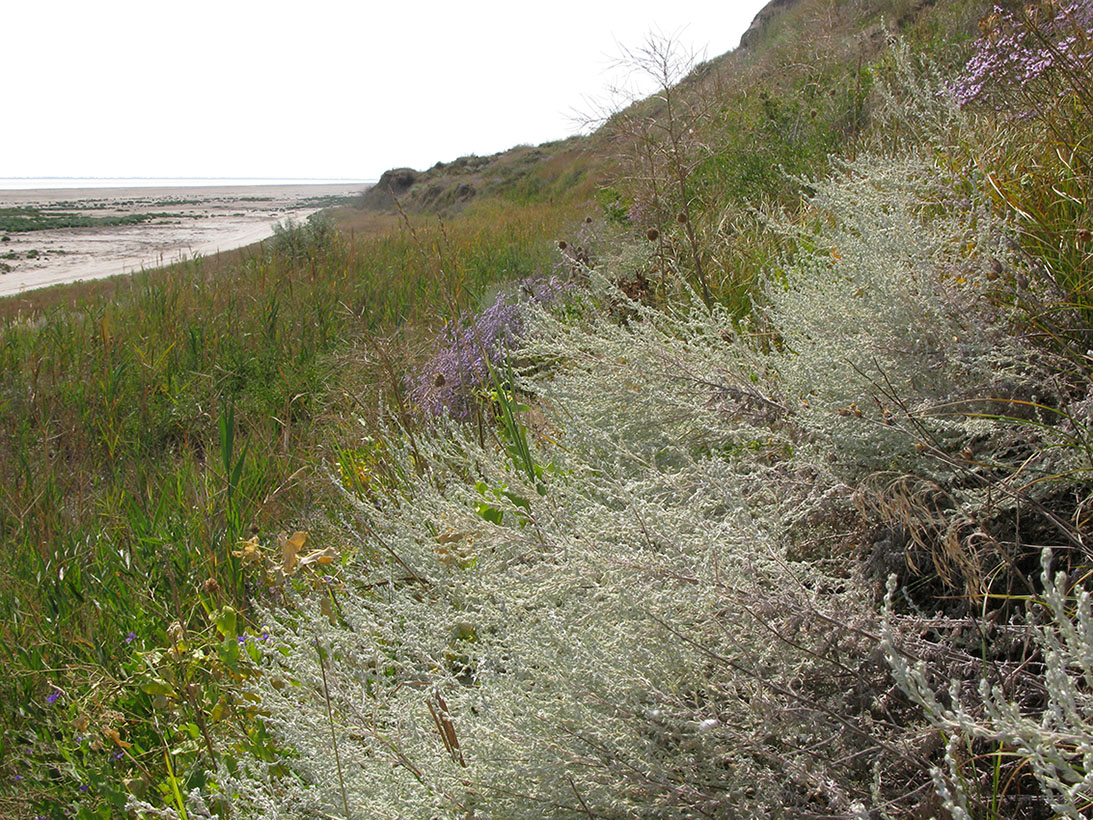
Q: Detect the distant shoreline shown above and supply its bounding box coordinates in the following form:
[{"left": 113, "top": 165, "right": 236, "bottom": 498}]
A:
[
  {"left": 0, "top": 177, "right": 373, "bottom": 192},
  {"left": 0, "top": 182, "right": 371, "bottom": 297}
]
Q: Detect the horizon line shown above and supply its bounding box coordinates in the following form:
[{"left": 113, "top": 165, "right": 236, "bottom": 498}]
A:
[{"left": 0, "top": 175, "right": 374, "bottom": 181}]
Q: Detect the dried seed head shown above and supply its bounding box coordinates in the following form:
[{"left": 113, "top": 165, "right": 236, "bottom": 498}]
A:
[
  {"left": 676, "top": 211, "right": 688, "bottom": 224},
  {"left": 584, "top": 216, "right": 593, "bottom": 224},
  {"left": 435, "top": 373, "right": 446, "bottom": 387},
  {"left": 646, "top": 228, "right": 659, "bottom": 241},
  {"left": 558, "top": 240, "right": 568, "bottom": 250}
]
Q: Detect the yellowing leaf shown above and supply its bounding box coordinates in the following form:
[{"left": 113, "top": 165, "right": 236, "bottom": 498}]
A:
[
  {"left": 280, "top": 531, "right": 309, "bottom": 574},
  {"left": 141, "top": 679, "right": 176, "bottom": 697},
  {"left": 232, "top": 536, "right": 261, "bottom": 563},
  {"left": 104, "top": 727, "right": 133, "bottom": 750},
  {"left": 436, "top": 530, "right": 473, "bottom": 545}
]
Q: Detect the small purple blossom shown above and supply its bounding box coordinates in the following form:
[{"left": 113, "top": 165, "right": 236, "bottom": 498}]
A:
[
  {"left": 951, "top": 2, "right": 1093, "bottom": 112},
  {"left": 45, "top": 688, "right": 61, "bottom": 705},
  {"left": 125, "top": 631, "right": 136, "bottom": 643},
  {"left": 410, "top": 275, "right": 569, "bottom": 419},
  {"left": 79, "top": 783, "right": 89, "bottom": 793},
  {"left": 238, "top": 634, "right": 249, "bottom": 644}
]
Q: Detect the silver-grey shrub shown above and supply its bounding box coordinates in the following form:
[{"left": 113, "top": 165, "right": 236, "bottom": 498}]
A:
[
  {"left": 218, "top": 264, "right": 943, "bottom": 818},
  {"left": 763, "top": 148, "right": 1035, "bottom": 479},
  {"left": 883, "top": 550, "right": 1093, "bottom": 819},
  {"left": 215, "top": 59, "right": 1087, "bottom": 820}
]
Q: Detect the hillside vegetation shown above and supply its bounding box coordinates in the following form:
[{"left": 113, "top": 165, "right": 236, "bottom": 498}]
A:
[{"left": 4, "top": 0, "right": 1093, "bottom": 818}]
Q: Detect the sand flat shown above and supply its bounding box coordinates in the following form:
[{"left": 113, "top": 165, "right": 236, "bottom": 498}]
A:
[{"left": 0, "top": 182, "right": 369, "bottom": 298}]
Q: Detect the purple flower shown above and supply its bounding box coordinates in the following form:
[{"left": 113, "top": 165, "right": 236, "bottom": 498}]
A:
[
  {"left": 45, "top": 688, "right": 61, "bottom": 705},
  {"left": 951, "top": 2, "right": 1093, "bottom": 112},
  {"left": 125, "top": 631, "right": 136, "bottom": 643},
  {"left": 237, "top": 634, "right": 248, "bottom": 645},
  {"left": 410, "top": 275, "right": 570, "bottom": 419},
  {"left": 79, "top": 783, "right": 89, "bottom": 793}
]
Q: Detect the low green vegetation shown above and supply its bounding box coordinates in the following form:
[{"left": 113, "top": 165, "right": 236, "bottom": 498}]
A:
[
  {"left": 0, "top": 208, "right": 182, "bottom": 233},
  {"left": 5, "top": 0, "right": 1093, "bottom": 817},
  {"left": 0, "top": 199, "right": 569, "bottom": 819}
]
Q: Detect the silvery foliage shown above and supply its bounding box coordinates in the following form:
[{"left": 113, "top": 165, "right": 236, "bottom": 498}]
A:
[
  {"left": 883, "top": 551, "right": 1093, "bottom": 819},
  {"left": 763, "top": 147, "right": 1040, "bottom": 480},
  {"left": 219, "top": 272, "right": 919, "bottom": 817},
  {"left": 217, "top": 55, "right": 1087, "bottom": 820},
  {"left": 216, "top": 166, "right": 1084, "bottom": 820}
]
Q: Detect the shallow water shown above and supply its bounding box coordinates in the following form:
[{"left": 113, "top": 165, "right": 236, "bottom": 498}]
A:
[{"left": 0, "top": 181, "right": 370, "bottom": 297}]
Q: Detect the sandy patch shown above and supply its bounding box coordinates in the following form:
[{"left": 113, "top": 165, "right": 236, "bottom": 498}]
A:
[{"left": 0, "top": 182, "right": 369, "bottom": 298}]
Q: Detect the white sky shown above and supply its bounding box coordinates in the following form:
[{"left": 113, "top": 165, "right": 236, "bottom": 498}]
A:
[{"left": 3, "top": 1, "right": 770, "bottom": 181}]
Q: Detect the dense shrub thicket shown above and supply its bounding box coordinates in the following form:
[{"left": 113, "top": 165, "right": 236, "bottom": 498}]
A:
[{"left": 173, "top": 15, "right": 1093, "bottom": 817}]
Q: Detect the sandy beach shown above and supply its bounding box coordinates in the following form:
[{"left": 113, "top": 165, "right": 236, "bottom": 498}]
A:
[{"left": 0, "top": 182, "right": 369, "bottom": 298}]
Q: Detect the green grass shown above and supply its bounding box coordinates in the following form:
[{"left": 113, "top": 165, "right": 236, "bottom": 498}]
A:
[
  {"left": 0, "top": 198, "right": 571, "bottom": 819},
  {"left": 0, "top": 208, "right": 181, "bottom": 232}
]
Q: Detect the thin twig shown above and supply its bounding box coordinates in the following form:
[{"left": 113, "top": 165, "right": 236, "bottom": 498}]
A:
[{"left": 316, "top": 639, "right": 352, "bottom": 820}]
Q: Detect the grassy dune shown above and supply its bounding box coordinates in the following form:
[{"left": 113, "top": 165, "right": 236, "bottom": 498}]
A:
[{"left": 6, "top": 0, "right": 1093, "bottom": 817}]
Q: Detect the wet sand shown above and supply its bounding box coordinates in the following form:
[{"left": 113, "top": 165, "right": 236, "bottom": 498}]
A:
[{"left": 0, "top": 182, "right": 369, "bottom": 298}]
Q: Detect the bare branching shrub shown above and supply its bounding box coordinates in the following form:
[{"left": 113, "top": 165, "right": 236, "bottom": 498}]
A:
[{"left": 601, "top": 34, "right": 718, "bottom": 306}]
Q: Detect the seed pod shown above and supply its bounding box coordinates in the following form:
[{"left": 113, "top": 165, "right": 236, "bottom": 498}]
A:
[
  {"left": 677, "top": 211, "right": 688, "bottom": 224},
  {"left": 646, "top": 228, "right": 659, "bottom": 241}
]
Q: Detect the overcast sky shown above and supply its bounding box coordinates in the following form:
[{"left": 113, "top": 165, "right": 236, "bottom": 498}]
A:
[{"left": 4, "top": 1, "right": 770, "bottom": 181}]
